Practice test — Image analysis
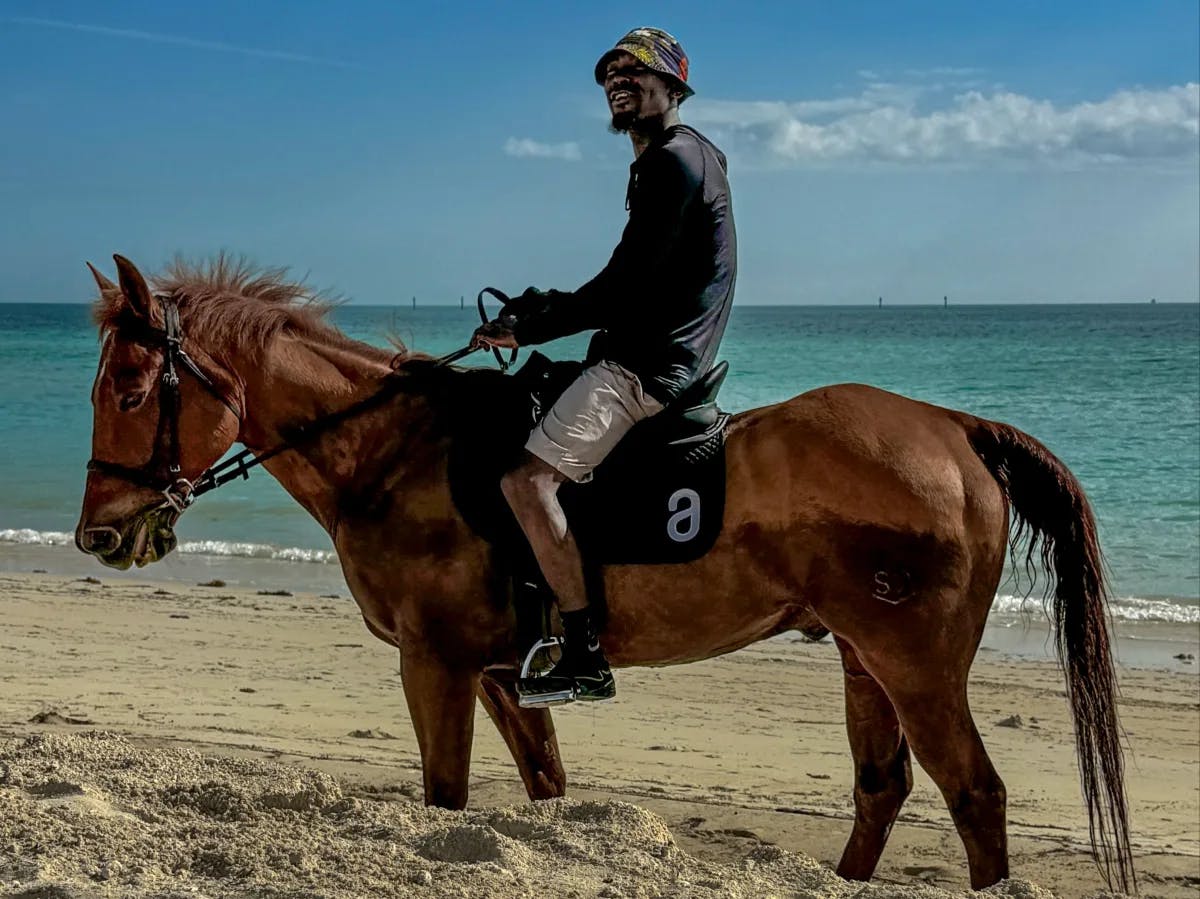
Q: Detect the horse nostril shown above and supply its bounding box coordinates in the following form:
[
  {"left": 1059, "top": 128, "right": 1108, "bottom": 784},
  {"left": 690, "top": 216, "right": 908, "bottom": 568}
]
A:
[{"left": 80, "top": 527, "right": 122, "bottom": 555}]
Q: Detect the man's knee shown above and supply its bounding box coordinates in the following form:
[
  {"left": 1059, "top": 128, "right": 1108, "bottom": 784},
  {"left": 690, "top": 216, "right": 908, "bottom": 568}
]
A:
[
  {"left": 501, "top": 454, "right": 565, "bottom": 510},
  {"left": 499, "top": 467, "right": 530, "bottom": 507}
]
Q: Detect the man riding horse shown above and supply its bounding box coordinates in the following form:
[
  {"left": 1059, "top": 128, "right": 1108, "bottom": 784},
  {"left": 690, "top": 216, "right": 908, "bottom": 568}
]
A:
[{"left": 473, "top": 27, "right": 737, "bottom": 705}]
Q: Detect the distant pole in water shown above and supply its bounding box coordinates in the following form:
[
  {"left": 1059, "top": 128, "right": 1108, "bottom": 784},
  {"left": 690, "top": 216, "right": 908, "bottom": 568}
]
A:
[
  {"left": 944, "top": 295, "right": 948, "bottom": 308},
  {"left": 878, "top": 296, "right": 883, "bottom": 308},
  {"left": 412, "top": 295, "right": 416, "bottom": 310},
  {"left": 460, "top": 295, "right": 464, "bottom": 310}
]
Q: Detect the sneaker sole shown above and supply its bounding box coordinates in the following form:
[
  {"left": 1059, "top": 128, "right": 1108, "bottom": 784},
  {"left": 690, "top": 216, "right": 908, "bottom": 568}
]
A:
[{"left": 575, "top": 683, "right": 616, "bottom": 702}]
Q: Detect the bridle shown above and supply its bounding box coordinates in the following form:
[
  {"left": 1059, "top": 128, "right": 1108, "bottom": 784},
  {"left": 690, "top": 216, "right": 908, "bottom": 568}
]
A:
[
  {"left": 86, "top": 288, "right": 515, "bottom": 517},
  {"left": 87, "top": 294, "right": 243, "bottom": 514}
]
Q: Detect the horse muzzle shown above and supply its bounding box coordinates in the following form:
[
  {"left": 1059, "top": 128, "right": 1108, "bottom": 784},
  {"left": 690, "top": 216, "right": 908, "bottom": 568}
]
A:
[{"left": 76, "top": 508, "right": 178, "bottom": 570}]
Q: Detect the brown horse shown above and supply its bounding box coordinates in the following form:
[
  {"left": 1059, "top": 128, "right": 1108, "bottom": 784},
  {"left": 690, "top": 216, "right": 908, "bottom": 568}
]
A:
[{"left": 75, "top": 255, "right": 1133, "bottom": 891}]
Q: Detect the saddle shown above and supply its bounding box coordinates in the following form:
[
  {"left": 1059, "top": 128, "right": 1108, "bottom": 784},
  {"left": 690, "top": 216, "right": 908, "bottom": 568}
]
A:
[
  {"left": 450, "top": 352, "right": 729, "bottom": 558},
  {"left": 447, "top": 352, "right": 731, "bottom": 657}
]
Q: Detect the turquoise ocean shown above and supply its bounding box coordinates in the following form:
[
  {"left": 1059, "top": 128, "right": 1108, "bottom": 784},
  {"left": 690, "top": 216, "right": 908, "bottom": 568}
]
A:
[{"left": 1, "top": 302, "right": 1197, "bottom": 629}]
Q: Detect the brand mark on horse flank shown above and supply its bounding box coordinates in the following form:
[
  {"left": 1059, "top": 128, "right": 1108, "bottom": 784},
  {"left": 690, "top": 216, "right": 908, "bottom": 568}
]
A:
[
  {"left": 667, "top": 488, "right": 701, "bottom": 542},
  {"left": 872, "top": 569, "right": 913, "bottom": 605}
]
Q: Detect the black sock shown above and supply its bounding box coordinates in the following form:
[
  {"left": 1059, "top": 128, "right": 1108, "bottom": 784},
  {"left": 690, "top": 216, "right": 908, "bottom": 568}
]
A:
[{"left": 561, "top": 608, "right": 599, "bottom": 657}]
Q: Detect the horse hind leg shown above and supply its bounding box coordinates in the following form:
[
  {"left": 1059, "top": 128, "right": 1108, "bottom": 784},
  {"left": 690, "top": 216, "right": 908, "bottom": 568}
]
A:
[
  {"left": 834, "top": 637, "right": 913, "bottom": 881},
  {"left": 815, "top": 514, "right": 1009, "bottom": 887},
  {"left": 894, "top": 683, "right": 1007, "bottom": 888},
  {"left": 855, "top": 624, "right": 1008, "bottom": 889},
  {"left": 477, "top": 671, "right": 566, "bottom": 801}
]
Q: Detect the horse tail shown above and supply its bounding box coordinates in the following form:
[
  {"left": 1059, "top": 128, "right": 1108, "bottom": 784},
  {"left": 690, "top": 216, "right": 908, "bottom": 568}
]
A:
[{"left": 967, "top": 417, "right": 1134, "bottom": 892}]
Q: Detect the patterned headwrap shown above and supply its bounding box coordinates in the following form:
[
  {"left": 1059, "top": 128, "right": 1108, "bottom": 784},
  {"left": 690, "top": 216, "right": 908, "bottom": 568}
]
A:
[{"left": 593, "top": 27, "right": 694, "bottom": 102}]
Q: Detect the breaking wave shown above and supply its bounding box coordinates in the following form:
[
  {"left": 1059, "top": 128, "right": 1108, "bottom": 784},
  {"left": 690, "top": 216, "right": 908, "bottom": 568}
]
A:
[
  {"left": 3, "top": 527, "right": 1196, "bottom": 622},
  {"left": 991, "top": 592, "right": 1200, "bottom": 625},
  {"left": 0, "top": 528, "right": 337, "bottom": 565}
]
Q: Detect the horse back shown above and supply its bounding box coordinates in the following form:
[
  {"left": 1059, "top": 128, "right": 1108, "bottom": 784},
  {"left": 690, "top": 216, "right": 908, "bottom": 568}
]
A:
[{"left": 714, "top": 382, "right": 1007, "bottom": 609}]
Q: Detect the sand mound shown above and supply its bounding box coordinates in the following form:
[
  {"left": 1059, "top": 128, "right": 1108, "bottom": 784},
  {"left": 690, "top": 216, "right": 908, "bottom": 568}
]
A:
[{"left": 0, "top": 732, "right": 1059, "bottom": 899}]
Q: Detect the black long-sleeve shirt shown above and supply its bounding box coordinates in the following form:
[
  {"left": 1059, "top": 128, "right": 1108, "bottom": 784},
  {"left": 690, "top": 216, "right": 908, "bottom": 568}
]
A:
[{"left": 510, "top": 125, "right": 736, "bottom": 404}]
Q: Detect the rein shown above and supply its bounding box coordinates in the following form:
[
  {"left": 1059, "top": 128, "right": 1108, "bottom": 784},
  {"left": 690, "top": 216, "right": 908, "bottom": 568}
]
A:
[{"left": 87, "top": 288, "right": 515, "bottom": 514}]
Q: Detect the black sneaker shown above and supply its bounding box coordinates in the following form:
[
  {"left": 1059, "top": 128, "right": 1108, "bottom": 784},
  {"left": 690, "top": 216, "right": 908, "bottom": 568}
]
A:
[
  {"left": 517, "top": 649, "right": 616, "bottom": 707},
  {"left": 571, "top": 654, "right": 616, "bottom": 702}
]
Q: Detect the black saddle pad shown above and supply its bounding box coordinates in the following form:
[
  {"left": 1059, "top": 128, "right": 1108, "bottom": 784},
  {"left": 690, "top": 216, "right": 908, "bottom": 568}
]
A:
[{"left": 448, "top": 354, "right": 728, "bottom": 567}]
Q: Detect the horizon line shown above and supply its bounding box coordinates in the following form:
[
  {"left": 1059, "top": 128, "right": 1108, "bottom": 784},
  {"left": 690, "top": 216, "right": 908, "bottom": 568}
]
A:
[{"left": 2, "top": 299, "right": 1197, "bottom": 308}]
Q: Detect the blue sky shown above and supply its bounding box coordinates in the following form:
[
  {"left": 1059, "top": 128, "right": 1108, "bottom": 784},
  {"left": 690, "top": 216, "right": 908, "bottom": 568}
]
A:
[{"left": 2, "top": 1, "right": 1197, "bottom": 304}]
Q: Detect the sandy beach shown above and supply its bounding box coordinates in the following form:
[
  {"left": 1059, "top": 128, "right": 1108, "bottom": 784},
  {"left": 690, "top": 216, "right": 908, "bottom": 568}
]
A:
[{"left": 0, "top": 566, "right": 1196, "bottom": 898}]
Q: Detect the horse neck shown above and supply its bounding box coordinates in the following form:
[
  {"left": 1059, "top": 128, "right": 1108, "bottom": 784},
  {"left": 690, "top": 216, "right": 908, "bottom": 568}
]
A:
[{"left": 234, "top": 333, "right": 437, "bottom": 534}]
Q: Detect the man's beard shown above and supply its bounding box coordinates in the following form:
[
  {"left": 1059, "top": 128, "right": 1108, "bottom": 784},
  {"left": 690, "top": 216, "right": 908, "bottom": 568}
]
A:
[
  {"left": 609, "top": 109, "right": 637, "bottom": 133},
  {"left": 609, "top": 109, "right": 667, "bottom": 135}
]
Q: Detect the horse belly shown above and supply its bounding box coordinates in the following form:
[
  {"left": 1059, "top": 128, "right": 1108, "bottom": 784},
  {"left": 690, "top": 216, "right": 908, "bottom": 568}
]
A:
[{"left": 600, "top": 527, "right": 820, "bottom": 667}]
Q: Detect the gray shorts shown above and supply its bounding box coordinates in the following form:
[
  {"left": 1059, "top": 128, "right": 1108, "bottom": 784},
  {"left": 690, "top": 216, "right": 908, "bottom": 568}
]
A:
[{"left": 525, "top": 361, "right": 665, "bottom": 483}]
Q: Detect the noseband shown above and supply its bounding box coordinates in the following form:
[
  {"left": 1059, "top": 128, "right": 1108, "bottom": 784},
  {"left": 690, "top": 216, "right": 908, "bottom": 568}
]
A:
[{"left": 86, "top": 295, "right": 242, "bottom": 514}]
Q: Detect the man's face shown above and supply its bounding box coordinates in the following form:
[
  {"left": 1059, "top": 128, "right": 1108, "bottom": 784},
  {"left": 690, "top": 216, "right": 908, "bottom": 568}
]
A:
[{"left": 603, "top": 51, "right": 679, "bottom": 132}]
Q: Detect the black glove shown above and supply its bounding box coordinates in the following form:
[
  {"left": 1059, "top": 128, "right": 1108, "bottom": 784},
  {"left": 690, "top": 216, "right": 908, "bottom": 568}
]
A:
[{"left": 501, "top": 287, "right": 552, "bottom": 321}]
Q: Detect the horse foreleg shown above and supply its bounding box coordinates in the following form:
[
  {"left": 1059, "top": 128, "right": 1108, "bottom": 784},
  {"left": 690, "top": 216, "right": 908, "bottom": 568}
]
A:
[
  {"left": 477, "top": 671, "right": 567, "bottom": 800},
  {"left": 834, "top": 638, "right": 913, "bottom": 881},
  {"left": 400, "top": 651, "right": 478, "bottom": 809}
]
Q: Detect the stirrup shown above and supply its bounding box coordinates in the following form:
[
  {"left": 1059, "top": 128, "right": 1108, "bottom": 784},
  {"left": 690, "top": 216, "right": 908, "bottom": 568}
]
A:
[
  {"left": 516, "top": 637, "right": 577, "bottom": 708},
  {"left": 517, "top": 681, "right": 578, "bottom": 709}
]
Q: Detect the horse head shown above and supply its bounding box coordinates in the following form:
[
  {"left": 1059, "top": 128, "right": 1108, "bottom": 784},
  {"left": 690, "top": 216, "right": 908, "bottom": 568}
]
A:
[{"left": 75, "top": 255, "right": 242, "bottom": 569}]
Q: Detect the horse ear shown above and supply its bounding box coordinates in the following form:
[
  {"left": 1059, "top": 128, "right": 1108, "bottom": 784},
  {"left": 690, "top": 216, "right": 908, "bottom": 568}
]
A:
[
  {"left": 86, "top": 261, "right": 117, "bottom": 294},
  {"left": 113, "top": 254, "right": 156, "bottom": 321}
]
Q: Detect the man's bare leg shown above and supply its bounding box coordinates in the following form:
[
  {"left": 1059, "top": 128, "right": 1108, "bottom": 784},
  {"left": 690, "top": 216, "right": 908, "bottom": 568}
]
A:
[
  {"left": 501, "top": 451, "right": 614, "bottom": 701},
  {"left": 500, "top": 452, "right": 587, "bottom": 612}
]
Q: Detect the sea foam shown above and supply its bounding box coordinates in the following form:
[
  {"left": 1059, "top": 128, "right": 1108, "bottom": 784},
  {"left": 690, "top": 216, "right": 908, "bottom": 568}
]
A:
[
  {"left": 992, "top": 592, "right": 1200, "bottom": 625},
  {"left": 0, "top": 528, "right": 336, "bottom": 565},
  {"left": 3, "top": 527, "right": 1196, "bottom": 622}
]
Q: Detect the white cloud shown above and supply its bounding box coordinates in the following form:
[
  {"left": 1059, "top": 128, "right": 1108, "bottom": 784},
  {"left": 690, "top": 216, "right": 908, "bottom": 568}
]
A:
[
  {"left": 687, "top": 83, "right": 1199, "bottom": 167},
  {"left": 504, "top": 138, "right": 582, "bottom": 162}
]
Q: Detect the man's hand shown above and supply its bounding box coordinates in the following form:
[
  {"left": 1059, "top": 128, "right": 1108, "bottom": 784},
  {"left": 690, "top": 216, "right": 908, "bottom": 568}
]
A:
[{"left": 471, "top": 319, "right": 519, "bottom": 350}]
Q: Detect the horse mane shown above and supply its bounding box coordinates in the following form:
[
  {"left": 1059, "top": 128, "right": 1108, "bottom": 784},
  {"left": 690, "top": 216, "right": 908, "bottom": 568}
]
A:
[{"left": 91, "top": 254, "right": 404, "bottom": 368}]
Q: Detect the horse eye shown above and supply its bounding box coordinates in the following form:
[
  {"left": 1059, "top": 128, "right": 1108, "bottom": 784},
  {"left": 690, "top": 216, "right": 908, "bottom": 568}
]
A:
[{"left": 119, "top": 391, "right": 147, "bottom": 412}]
